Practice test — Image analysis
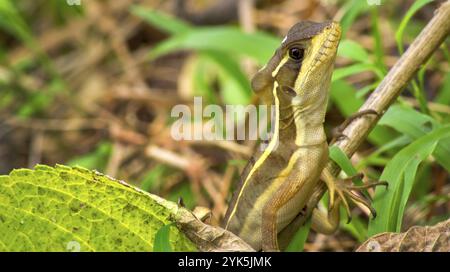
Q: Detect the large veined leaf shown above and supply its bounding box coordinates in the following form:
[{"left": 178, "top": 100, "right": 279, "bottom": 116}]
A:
[{"left": 0, "top": 165, "right": 197, "bottom": 252}]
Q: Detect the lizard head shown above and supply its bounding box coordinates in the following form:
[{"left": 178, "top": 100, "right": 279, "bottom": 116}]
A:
[{"left": 251, "top": 21, "right": 341, "bottom": 106}]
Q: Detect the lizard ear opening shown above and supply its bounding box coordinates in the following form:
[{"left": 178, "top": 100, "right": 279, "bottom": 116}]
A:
[
  {"left": 280, "top": 85, "right": 297, "bottom": 97},
  {"left": 276, "top": 85, "right": 298, "bottom": 107}
]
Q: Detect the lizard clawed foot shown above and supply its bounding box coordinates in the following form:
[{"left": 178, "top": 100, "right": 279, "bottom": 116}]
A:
[{"left": 322, "top": 170, "right": 388, "bottom": 223}]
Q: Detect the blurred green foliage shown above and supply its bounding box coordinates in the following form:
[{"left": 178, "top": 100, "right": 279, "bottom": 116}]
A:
[{"left": 0, "top": 0, "right": 449, "bottom": 251}]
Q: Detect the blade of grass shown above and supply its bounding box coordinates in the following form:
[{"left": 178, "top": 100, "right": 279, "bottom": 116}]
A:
[
  {"left": 329, "top": 146, "right": 358, "bottom": 177},
  {"left": 370, "top": 7, "right": 387, "bottom": 73},
  {"left": 332, "top": 63, "right": 383, "bottom": 82},
  {"left": 337, "top": 39, "right": 370, "bottom": 63},
  {"left": 357, "top": 135, "right": 412, "bottom": 169},
  {"left": 339, "top": 208, "right": 367, "bottom": 242},
  {"left": 0, "top": 0, "right": 58, "bottom": 76},
  {"left": 153, "top": 223, "right": 174, "bottom": 252},
  {"left": 395, "top": 0, "right": 434, "bottom": 54},
  {"left": 379, "top": 105, "right": 450, "bottom": 172},
  {"left": 368, "top": 125, "right": 450, "bottom": 235},
  {"left": 329, "top": 146, "right": 370, "bottom": 199},
  {"left": 330, "top": 80, "right": 395, "bottom": 146},
  {"left": 285, "top": 219, "right": 311, "bottom": 252},
  {"left": 339, "top": 0, "right": 371, "bottom": 37},
  {"left": 140, "top": 165, "right": 167, "bottom": 192},
  {"left": 204, "top": 50, "right": 252, "bottom": 104},
  {"left": 435, "top": 72, "right": 450, "bottom": 105},
  {"left": 130, "top": 5, "right": 192, "bottom": 35},
  {"left": 190, "top": 54, "right": 218, "bottom": 104}
]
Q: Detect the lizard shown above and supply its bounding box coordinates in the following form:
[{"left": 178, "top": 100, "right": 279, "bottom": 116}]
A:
[{"left": 223, "top": 21, "right": 386, "bottom": 251}]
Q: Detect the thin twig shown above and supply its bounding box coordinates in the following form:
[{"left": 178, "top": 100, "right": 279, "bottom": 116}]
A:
[
  {"left": 334, "top": 1, "right": 450, "bottom": 159},
  {"left": 3, "top": 117, "right": 108, "bottom": 131}
]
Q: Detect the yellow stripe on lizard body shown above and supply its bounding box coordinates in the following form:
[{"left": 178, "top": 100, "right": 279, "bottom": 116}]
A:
[{"left": 225, "top": 80, "right": 281, "bottom": 229}]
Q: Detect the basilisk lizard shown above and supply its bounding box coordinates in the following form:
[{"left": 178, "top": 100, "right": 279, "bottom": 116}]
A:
[{"left": 223, "top": 21, "right": 386, "bottom": 251}]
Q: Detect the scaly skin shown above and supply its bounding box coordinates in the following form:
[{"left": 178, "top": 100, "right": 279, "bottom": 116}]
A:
[{"left": 223, "top": 21, "right": 342, "bottom": 251}]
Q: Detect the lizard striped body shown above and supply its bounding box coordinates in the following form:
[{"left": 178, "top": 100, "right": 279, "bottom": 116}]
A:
[{"left": 224, "top": 21, "right": 342, "bottom": 251}]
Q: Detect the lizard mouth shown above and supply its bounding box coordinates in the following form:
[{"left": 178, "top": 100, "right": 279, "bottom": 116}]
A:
[
  {"left": 294, "top": 22, "right": 342, "bottom": 93},
  {"left": 317, "top": 22, "right": 342, "bottom": 61},
  {"left": 307, "top": 22, "right": 341, "bottom": 71}
]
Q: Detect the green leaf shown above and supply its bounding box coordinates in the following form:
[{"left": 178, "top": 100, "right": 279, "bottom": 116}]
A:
[
  {"left": 357, "top": 135, "right": 412, "bottom": 169},
  {"left": 379, "top": 105, "right": 450, "bottom": 172},
  {"left": 285, "top": 219, "right": 311, "bottom": 252},
  {"left": 168, "top": 183, "right": 196, "bottom": 210},
  {"left": 187, "top": 54, "right": 218, "bottom": 104},
  {"left": 130, "top": 5, "right": 192, "bottom": 35},
  {"left": 370, "top": 7, "right": 387, "bottom": 73},
  {"left": 339, "top": 208, "right": 367, "bottom": 242},
  {"left": 355, "top": 82, "right": 379, "bottom": 98},
  {"left": 329, "top": 146, "right": 367, "bottom": 198},
  {"left": 330, "top": 80, "right": 395, "bottom": 146},
  {"left": 66, "top": 142, "right": 112, "bottom": 172},
  {"left": 329, "top": 146, "right": 358, "bottom": 176},
  {"left": 0, "top": 165, "right": 197, "bottom": 251},
  {"left": 0, "top": 0, "right": 58, "bottom": 77},
  {"left": 153, "top": 223, "right": 174, "bottom": 252},
  {"left": 435, "top": 72, "right": 450, "bottom": 105},
  {"left": 332, "top": 63, "right": 383, "bottom": 82},
  {"left": 339, "top": 0, "right": 371, "bottom": 37},
  {"left": 0, "top": 0, "right": 35, "bottom": 48},
  {"left": 204, "top": 50, "right": 252, "bottom": 104},
  {"left": 368, "top": 126, "right": 450, "bottom": 236},
  {"left": 379, "top": 105, "right": 436, "bottom": 138},
  {"left": 149, "top": 26, "right": 279, "bottom": 65},
  {"left": 395, "top": 0, "right": 434, "bottom": 53},
  {"left": 140, "top": 165, "right": 168, "bottom": 192},
  {"left": 338, "top": 39, "right": 370, "bottom": 63}
]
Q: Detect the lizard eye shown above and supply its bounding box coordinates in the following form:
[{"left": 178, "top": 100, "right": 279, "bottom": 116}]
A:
[{"left": 289, "top": 47, "right": 304, "bottom": 61}]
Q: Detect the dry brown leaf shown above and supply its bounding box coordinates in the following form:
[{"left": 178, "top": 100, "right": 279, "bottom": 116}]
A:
[{"left": 357, "top": 219, "right": 450, "bottom": 252}]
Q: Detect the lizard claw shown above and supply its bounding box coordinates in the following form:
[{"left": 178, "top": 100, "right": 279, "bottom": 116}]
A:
[
  {"left": 334, "top": 175, "right": 388, "bottom": 221},
  {"left": 323, "top": 170, "right": 388, "bottom": 222}
]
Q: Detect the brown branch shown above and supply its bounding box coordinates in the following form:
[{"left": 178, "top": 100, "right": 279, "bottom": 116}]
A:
[
  {"left": 334, "top": 0, "right": 450, "bottom": 159},
  {"left": 280, "top": 0, "right": 450, "bottom": 247}
]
